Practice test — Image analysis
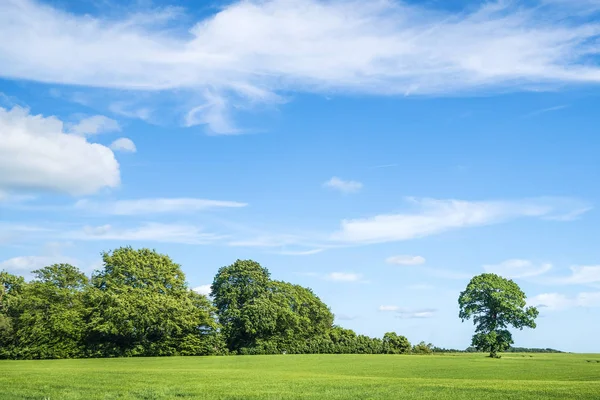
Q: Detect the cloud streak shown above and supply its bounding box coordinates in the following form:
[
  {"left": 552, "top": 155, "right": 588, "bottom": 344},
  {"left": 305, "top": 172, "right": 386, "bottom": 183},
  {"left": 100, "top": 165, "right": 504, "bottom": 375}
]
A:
[
  {"left": 74, "top": 198, "right": 247, "bottom": 215},
  {"left": 330, "top": 197, "right": 590, "bottom": 245}
]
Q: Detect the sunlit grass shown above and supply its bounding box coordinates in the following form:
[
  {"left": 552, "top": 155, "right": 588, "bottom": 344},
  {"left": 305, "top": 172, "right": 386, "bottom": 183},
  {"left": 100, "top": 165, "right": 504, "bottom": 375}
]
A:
[{"left": 1, "top": 353, "right": 599, "bottom": 399}]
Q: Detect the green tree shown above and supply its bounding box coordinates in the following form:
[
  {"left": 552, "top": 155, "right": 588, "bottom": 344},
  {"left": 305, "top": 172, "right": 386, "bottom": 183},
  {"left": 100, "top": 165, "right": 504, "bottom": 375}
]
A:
[
  {"left": 382, "top": 332, "right": 411, "bottom": 354},
  {"left": 86, "top": 247, "right": 223, "bottom": 357},
  {"left": 0, "top": 272, "right": 25, "bottom": 358},
  {"left": 211, "top": 260, "right": 334, "bottom": 353},
  {"left": 11, "top": 264, "right": 88, "bottom": 359},
  {"left": 211, "top": 259, "right": 271, "bottom": 351},
  {"left": 412, "top": 341, "right": 434, "bottom": 354},
  {"left": 458, "top": 273, "right": 538, "bottom": 358}
]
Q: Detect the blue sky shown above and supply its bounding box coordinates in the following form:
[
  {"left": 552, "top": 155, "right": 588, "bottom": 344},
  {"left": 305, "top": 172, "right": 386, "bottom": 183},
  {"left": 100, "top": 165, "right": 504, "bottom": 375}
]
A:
[{"left": 1, "top": 0, "right": 600, "bottom": 352}]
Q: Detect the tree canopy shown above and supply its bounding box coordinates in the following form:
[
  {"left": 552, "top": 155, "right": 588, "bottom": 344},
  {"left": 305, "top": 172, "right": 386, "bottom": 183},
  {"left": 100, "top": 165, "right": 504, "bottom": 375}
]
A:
[{"left": 458, "top": 273, "right": 539, "bottom": 358}]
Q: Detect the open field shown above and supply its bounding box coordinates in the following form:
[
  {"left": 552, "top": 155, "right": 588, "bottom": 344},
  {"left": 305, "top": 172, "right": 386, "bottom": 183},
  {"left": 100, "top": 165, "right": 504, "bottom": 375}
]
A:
[{"left": 1, "top": 353, "right": 599, "bottom": 399}]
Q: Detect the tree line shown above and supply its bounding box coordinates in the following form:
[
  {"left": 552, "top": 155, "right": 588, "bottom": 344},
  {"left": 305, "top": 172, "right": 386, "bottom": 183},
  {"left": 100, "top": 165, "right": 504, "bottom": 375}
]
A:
[
  {"left": 0, "top": 247, "right": 416, "bottom": 359},
  {"left": 1, "top": 247, "right": 546, "bottom": 359}
]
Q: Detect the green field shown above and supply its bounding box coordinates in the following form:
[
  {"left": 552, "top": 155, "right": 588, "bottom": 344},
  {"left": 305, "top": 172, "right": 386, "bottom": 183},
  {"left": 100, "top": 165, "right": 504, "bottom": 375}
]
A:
[{"left": 1, "top": 353, "right": 599, "bottom": 399}]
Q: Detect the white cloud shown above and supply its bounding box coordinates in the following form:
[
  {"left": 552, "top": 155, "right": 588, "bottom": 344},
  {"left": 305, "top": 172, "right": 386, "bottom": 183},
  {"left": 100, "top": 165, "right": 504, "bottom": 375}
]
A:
[
  {"left": 523, "top": 105, "right": 569, "bottom": 118},
  {"left": 67, "top": 115, "right": 120, "bottom": 136},
  {"left": 326, "top": 272, "right": 363, "bottom": 282},
  {"left": 0, "top": 255, "right": 78, "bottom": 274},
  {"left": 275, "top": 248, "right": 325, "bottom": 256},
  {"left": 529, "top": 292, "right": 600, "bottom": 311},
  {"left": 557, "top": 266, "right": 600, "bottom": 285},
  {"left": 74, "top": 198, "right": 247, "bottom": 215},
  {"left": 379, "top": 305, "right": 436, "bottom": 318},
  {"left": 483, "top": 259, "right": 552, "bottom": 279},
  {"left": 398, "top": 310, "right": 436, "bottom": 319},
  {"left": 323, "top": 177, "right": 363, "bottom": 194},
  {"left": 110, "top": 138, "right": 136, "bottom": 153},
  {"left": 330, "top": 197, "right": 589, "bottom": 245},
  {"left": 72, "top": 223, "right": 223, "bottom": 244},
  {"left": 386, "top": 255, "right": 426, "bottom": 266},
  {"left": 185, "top": 90, "right": 241, "bottom": 135},
  {"left": 5, "top": 1, "right": 600, "bottom": 131},
  {"left": 0, "top": 106, "right": 120, "bottom": 195},
  {"left": 192, "top": 284, "right": 212, "bottom": 296}
]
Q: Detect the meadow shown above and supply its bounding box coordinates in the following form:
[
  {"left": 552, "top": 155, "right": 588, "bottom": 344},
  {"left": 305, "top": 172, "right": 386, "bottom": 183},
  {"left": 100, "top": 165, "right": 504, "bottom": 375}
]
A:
[{"left": 1, "top": 353, "right": 599, "bottom": 399}]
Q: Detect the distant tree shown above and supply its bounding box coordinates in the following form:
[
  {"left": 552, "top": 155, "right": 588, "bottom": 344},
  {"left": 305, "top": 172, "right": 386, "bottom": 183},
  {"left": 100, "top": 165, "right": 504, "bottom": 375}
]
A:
[
  {"left": 412, "top": 341, "right": 434, "bottom": 355},
  {"left": 85, "top": 247, "right": 223, "bottom": 357},
  {"left": 458, "top": 273, "right": 538, "bottom": 358},
  {"left": 382, "top": 332, "right": 411, "bottom": 354}
]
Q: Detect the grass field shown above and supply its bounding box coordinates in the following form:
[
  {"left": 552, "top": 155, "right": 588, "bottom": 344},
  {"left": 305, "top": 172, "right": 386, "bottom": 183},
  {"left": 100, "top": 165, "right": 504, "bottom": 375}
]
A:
[{"left": 1, "top": 353, "right": 599, "bottom": 399}]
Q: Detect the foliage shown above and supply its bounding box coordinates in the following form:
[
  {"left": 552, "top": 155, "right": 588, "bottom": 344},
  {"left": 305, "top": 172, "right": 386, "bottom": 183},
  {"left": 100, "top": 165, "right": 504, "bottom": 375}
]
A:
[
  {"left": 383, "top": 332, "right": 411, "bottom": 354},
  {"left": 458, "top": 273, "right": 539, "bottom": 358},
  {"left": 2, "top": 354, "right": 599, "bottom": 399},
  {"left": 85, "top": 247, "right": 224, "bottom": 357},
  {"left": 7, "top": 264, "right": 88, "bottom": 359},
  {"left": 412, "top": 341, "right": 434, "bottom": 354},
  {"left": 211, "top": 259, "right": 272, "bottom": 351}
]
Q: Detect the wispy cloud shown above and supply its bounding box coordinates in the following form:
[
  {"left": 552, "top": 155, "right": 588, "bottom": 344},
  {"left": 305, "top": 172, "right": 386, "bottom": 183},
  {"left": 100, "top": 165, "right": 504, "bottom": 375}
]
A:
[
  {"left": 528, "top": 291, "right": 600, "bottom": 311},
  {"left": 3, "top": 1, "right": 600, "bottom": 132},
  {"left": 67, "top": 115, "right": 121, "bottom": 136},
  {"left": 483, "top": 259, "right": 553, "bottom": 279},
  {"left": 74, "top": 198, "right": 247, "bottom": 216},
  {"left": 274, "top": 248, "right": 325, "bottom": 256},
  {"left": 110, "top": 138, "right": 137, "bottom": 153},
  {"left": 544, "top": 265, "right": 600, "bottom": 286},
  {"left": 323, "top": 177, "right": 363, "bottom": 194},
  {"left": 70, "top": 223, "right": 223, "bottom": 245},
  {"left": 522, "top": 105, "right": 569, "bottom": 118},
  {"left": 379, "top": 305, "right": 436, "bottom": 318},
  {"left": 330, "top": 197, "right": 590, "bottom": 245},
  {"left": 0, "top": 255, "right": 79, "bottom": 274},
  {"left": 386, "top": 255, "right": 426, "bottom": 266},
  {"left": 326, "top": 272, "right": 364, "bottom": 282}
]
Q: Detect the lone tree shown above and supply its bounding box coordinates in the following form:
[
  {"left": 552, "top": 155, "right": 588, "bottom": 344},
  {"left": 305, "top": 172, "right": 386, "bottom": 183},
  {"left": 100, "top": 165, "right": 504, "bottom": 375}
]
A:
[{"left": 458, "top": 273, "right": 538, "bottom": 358}]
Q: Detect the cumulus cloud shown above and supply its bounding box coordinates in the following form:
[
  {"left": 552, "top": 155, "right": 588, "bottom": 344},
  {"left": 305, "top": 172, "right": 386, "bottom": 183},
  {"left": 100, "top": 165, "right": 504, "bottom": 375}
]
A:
[
  {"left": 330, "top": 197, "right": 589, "bottom": 245},
  {"left": 323, "top": 177, "right": 363, "bottom": 194},
  {"left": 192, "top": 284, "right": 212, "bottom": 296},
  {"left": 4, "top": 0, "right": 600, "bottom": 131},
  {"left": 0, "top": 106, "right": 120, "bottom": 195},
  {"left": 72, "top": 223, "right": 223, "bottom": 244},
  {"left": 67, "top": 115, "right": 120, "bottom": 136},
  {"left": 528, "top": 292, "right": 600, "bottom": 311},
  {"left": 386, "top": 255, "right": 426, "bottom": 266},
  {"left": 74, "top": 198, "right": 247, "bottom": 215},
  {"left": 483, "top": 259, "right": 552, "bottom": 279},
  {"left": 110, "top": 138, "right": 136, "bottom": 153}
]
